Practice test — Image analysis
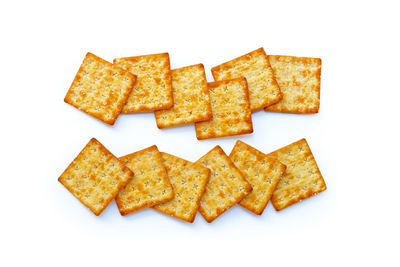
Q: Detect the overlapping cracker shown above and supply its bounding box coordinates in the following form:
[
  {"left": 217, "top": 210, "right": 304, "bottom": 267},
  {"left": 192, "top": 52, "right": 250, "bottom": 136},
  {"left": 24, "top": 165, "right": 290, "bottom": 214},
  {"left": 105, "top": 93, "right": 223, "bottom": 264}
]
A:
[
  {"left": 265, "top": 55, "right": 321, "bottom": 114},
  {"left": 154, "top": 64, "right": 212, "bottom": 128},
  {"left": 229, "top": 141, "right": 286, "bottom": 215},
  {"left": 268, "top": 139, "right": 326, "bottom": 211},
  {"left": 195, "top": 78, "right": 253, "bottom": 140},
  {"left": 152, "top": 153, "right": 210, "bottom": 223},
  {"left": 195, "top": 146, "right": 252, "bottom": 222},
  {"left": 58, "top": 138, "right": 134, "bottom": 216},
  {"left": 64, "top": 53, "right": 136, "bottom": 125},
  {"left": 211, "top": 48, "right": 282, "bottom": 112},
  {"left": 113, "top": 53, "right": 173, "bottom": 113},
  {"left": 115, "top": 146, "right": 174, "bottom": 215}
]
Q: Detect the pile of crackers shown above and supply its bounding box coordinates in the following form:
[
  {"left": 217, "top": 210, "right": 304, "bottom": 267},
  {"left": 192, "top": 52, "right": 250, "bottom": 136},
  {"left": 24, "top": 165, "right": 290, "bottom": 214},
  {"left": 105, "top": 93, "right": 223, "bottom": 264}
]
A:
[
  {"left": 59, "top": 138, "right": 326, "bottom": 222},
  {"left": 64, "top": 48, "right": 321, "bottom": 139}
]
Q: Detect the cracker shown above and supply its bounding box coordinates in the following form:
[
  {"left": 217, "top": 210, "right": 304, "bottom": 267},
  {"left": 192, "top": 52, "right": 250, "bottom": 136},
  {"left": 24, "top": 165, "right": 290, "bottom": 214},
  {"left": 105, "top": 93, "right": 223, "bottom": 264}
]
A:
[
  {"left": 113, "top": 53, "right": 173, "bottom": 113},
  {"left": 229, "top": 141, "right": 286, "bottom": 215},
  {"left": 154, "top": 64, "right": 212, "bottom": 128},
  {"left": 265, "top": 55, "right": 321, "bottom": 114},
  {"left": 58, "top": 138, "right": 134, "bottom": 216},
  {"left": 115, "top": 145, "right": 174, "bottom": 216},
  {"left": 211, "top": 48, "right": 282, "bottom": 112},
  {"left": 195, "top": 78, "right": 253, "bottom": 140},
  {"left": 152, "top": 153, "right": 210, "bottom": 223},
  {"left": 268, "top": 139, "right": 327, "bottom": 211},
  {"left": 195, "top": 146, "right": 252, "bottom": 222},
  {"left": 64, "top": 53, "right": 136, "bottom": 125}
]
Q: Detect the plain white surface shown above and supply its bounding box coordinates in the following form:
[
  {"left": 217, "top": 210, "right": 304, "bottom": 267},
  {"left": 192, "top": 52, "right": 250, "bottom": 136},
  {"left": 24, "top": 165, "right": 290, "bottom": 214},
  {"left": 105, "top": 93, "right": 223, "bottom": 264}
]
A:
[{"left": 1, "top": 0, "right": 399, "bottom": 266}]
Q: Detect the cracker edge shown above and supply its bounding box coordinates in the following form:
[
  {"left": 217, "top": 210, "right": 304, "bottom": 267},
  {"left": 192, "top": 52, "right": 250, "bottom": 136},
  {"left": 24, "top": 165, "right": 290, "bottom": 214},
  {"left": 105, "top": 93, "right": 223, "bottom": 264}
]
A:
[
  {"left": 269, "top": 138, "right": 327, "bottom": 211},
  {"left": 211, "top": 47, "right": 282, "bottom": 111},
  {"left": 265, "top": 55, "right": 322, "bottom": 114},
  {"left": 196, "top": 145, "right": 253, "bottom": 223},
  {"left": 64, "top": 52, "right": 137, "bottom": 125},
  {"left": 229, "top": 140, "right": 286, "bottom": 215},
  {"left": 113, "top": 53, "right": 174, "bottom": 113},
  {"left": 195, "top": 77, "right": 253, "bottom": 140},
  {"left": 58, "top": 138, "right": 134, "bottom": 216},
  {"left": 115, "top": 145, "right": 174, "bottom": 216}
]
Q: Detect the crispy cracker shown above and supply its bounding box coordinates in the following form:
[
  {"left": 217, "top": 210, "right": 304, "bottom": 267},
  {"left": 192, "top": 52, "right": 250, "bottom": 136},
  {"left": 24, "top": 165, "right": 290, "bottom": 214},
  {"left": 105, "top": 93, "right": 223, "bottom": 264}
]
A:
[
  {"left": 268, "top": 139, "right": 326, "bottom": 211},
  {"left": 265, "top": 55, "right": 321, "bottom": 114},
  {"left": 211, "top": 48, "right": 282, "bottom": 112},
  {"left": 58, "top": 138, "right": 134, "bottom": 216},
  {"left": 115, "top": 146, "right": 174, "bottom": 216},
  {"left": 64, "top": 53, "right": 136, "bottom": 125},
  {"left": 113, "top": 53, "right": 173, "bottom": 113},
  {"left": 152, "top": 153, "right": 210, "bottom": 223},
  {"left": 229, "top": 141, "right": 286, "bottom": 215},
  {"left": 195, "top": 146, "right": 252, "bottom": 222},
  {"left": 195, "top": 78, "right": 253, "bottom": 140},
  {"left": 154, "top": 64, "right": 212, "bottom": 128}
]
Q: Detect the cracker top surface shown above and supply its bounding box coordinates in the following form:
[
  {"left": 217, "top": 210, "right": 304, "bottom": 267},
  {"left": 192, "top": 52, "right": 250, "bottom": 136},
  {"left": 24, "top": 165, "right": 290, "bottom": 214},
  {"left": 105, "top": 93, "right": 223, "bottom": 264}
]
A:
[
  {"left": 154, "top": 64, "right": 212, "bottom": 128},
  {"left": 114, "top": 53, "right": 173, "bottom": 113},
  {"left": 58, "top": 138, "right": 134, "bottom": 215},
  {"left": 64, "top": 53, "right": 136, "bottom": 125},
  {"left": 229, "top": 140, "right": 286, "bottom": 215},
  {"left": 115, "top": 145, "right": 173, "bottom": 215},
  {"left": 195, "top": 78, "right": 253, "bottom": 140},
  {"left": 153, "top": 152, "right": 210, "bottom": 223},
  {"left": 195, "top": 146, "right": 252, "bottom": 222},
  {"left": 268, "top": 139, "right": 326, "bottom": 211},
  {"left": 265, "top": 55, "right": 321, "bottom": 114},
  {"left": 211, "top": 48, "right": 282, "bottom": 111}
]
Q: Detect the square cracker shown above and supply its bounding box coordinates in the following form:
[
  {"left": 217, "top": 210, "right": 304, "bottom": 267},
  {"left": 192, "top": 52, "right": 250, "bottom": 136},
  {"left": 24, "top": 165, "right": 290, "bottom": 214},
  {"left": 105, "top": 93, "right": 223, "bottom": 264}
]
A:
[
  {"left": 229, "top": 141, "right": 286, "bottom": 215},
  {"left": 195, "top": 146, "right": 252, "bottom": 223},
  {"left": 64, "top": 53, "right": 136, "bottom": 125},
  {"left": 115, "top": 145, "right": 174, "bottom": 216},
  {"left": 152, "top": 152, "right": 210, "bottom": 223},
  {"left": 58, "top": 138, "right": 134, "bottom": 216},
  {"left": 113, "top": 53, "right": 173, "bottom": 113},
  {"left": 211, "top": 48, "right": 282, "bottom": 112},
  {"left": 265, "top": 55, "right": 321, "bottom": 114},
  {"left": 154, "top": 64, "right": 212, "bottom": 128},
  {"left": 268, "top": 139, "right": 327, "bottom": 211},
  {"left": 195, "top": 78, "right": 253, "bottom": 140}
]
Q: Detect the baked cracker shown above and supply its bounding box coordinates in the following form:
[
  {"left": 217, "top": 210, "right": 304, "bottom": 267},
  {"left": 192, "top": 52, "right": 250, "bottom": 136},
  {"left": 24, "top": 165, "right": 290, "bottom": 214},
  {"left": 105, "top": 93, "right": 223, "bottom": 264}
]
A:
[
  {"left": 265, "top": 55, "right": 321, "bottom": 113},
  {"left": 268, "top": 139, "right": 327, "bottom": 211},
  {"left": 195, "top": 78, "right": 253, "bottom": 140},
  {"left": 58, "top": 138, "right": 134, "bottom": 216},
  {"left": 114, "top": 53, "right": 173, "bottom": 113},
  {"left": 211, "top": 48, "right": 282, "bottom": 112},
  {"left": 195, "top": 146, "right": 252, "bottom": 222},
  {"left": 154, "top": 64, "right": 212, "bottom": 128},
  {"left": 152, "top": 152, "right": 210, "bottom": 223},
  {"left": 64, "top": 52, "right": 136, "bottom": 125},
  {"left": 115, "top": 145, "right": 174, "bottom": 215},
  {"left": 229, "top": 140, "right": 286, "bottom": 215}
]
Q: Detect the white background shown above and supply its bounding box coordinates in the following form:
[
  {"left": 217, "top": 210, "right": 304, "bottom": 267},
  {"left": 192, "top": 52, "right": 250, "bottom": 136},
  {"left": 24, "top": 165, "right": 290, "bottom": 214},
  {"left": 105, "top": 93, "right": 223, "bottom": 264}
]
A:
[{"left": 1, "top": 0, "right": 399, "bottom": 266}]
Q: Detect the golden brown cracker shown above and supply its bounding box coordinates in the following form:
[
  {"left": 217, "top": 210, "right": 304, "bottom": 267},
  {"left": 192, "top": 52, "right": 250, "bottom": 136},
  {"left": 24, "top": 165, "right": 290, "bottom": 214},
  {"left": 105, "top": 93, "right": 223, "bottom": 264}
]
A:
[
  {"left": 115, "top": 146, "right": 174, "bottom": 216},
  {"left": 58, "top": 138, "right": 134, "bottom": 216},
  {"left": 211, "top": 48, "right": 281, "bottom": 112},
  {"left": 265, "top": 55, "right": 321, "bottom": 114},
  {"left": 268, "top": 139, "right": 326, "bottom": 211},
  {"left": 113, "top": 53, "right": 173, "bottom": 113},
  {"left": 152, "top": 153, "right": 210, "bottom": 223},
  {"left": 154, "top": 64, "right": 212, "bottom": 128},
  {"left": 229, "top": 140, "right": 286, "bottom": 215},
  {"left": 195, "top": 146, "right": 252, "bottom": 222},
  {"left": 195, "top": 78, "right": 253, "bottom": 140},
  {"left": 64, "top": 53, "right": 136, "bottom": 125}
]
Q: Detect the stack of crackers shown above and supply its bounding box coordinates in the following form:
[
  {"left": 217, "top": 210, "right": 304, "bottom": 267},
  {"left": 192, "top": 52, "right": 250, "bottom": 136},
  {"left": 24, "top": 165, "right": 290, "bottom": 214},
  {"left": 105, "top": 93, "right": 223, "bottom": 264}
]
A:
[
  {"left": 59, "top": 138, "right": 327, "bottom": 222},
  {"left": 64, "top": 48, "right": 321, "bottom": 139}
]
